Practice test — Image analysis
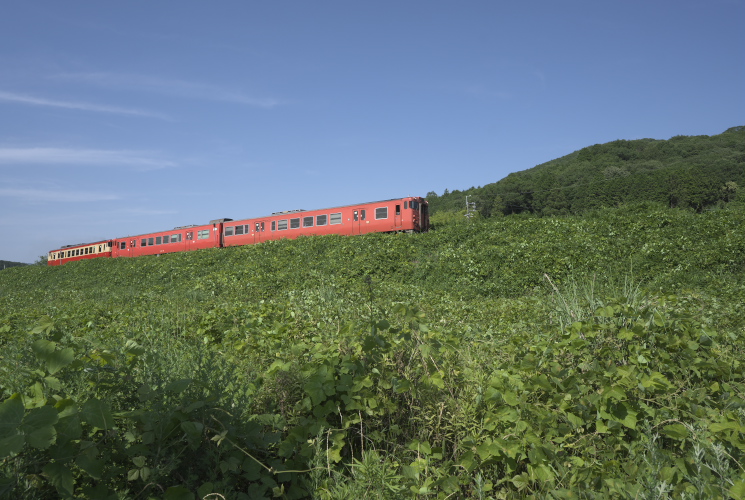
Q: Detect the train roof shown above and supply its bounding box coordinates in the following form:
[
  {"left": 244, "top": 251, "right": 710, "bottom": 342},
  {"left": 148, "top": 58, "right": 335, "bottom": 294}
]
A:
[{"left": 231, "top": 196, "right": 426, "bottom": 224}]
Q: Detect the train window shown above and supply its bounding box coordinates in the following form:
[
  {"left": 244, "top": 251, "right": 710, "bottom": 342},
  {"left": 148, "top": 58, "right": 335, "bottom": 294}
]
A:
[
  {"left": 119, "top": 242, "right": 125, "bottom": 250},
  {"left": 317, "top": 214, "right": 327, "bottom": 226},
  {"left": 236, "top": 225, "right": 244, "bottom": 235},
  {"left": 225, "top": 226, "right": 234, "bottom": 237},
  {"left": 290, "top": 218, "right": 300, "bottom": 229},
  {"left": 156, "top": 236, "right": 162, "bottom": 245},
  {"left": 353, "top": 211, "right": 358, "bottom": 222},
  {"left": 271, "top": 221, "right": 276, "bottom": 231},
  {"left": 404, "top": 201, "right": 408, "bottom": 209},
  {"left": 303, "top": 216, "right": 314, "bottom": 227},
  {"left": 277, "top": 219, "right": 288, "bottom": 231},
  {"left": 164, "top": 235, "right": 171, "bottom": 244},
  {"left": 142, "top": 239, "right": 147, "bottom": 246},
  {"left": 361, "top": 210, "right": 366, "bottom": 220},
  {"left": 396, "top": 205, "right": 401, "bottom": 215},
  {"left": 330, "top": 213, "right": 342, "bottom": 225},
  {"left": 172, "top": 234, "right": 180, "bottom": 243},
  {"left": 412, "top": 201, "right": 419, "bottom": 210},
  {"left": 197, "top": 230, "right": 210, "bottom": 239},
  {"left": 261, "top": 222, "right": 265, "bottom": 232},
  {"left": 375, "top": 207, "right": 388, "bottom": 219},
  {"left": 148, "top": 238, "right": 155, "bottom": 246}
]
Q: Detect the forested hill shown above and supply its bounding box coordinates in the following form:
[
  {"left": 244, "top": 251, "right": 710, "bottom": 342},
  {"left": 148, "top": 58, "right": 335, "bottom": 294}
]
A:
[
  {"left": 427, "top": 126, "right": 744, "bottom": 216},
  {"left": 0, "top": 260, "right": 28, "bottom": 270}
]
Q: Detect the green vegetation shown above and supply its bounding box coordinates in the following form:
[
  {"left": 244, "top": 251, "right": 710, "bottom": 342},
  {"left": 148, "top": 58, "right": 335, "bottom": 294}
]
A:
[
  {"left": 1, "top": 200, "right": 744, "bottom": 498},
  {"left": 428, "top": 126, "right": 744, "bottom": 217}
]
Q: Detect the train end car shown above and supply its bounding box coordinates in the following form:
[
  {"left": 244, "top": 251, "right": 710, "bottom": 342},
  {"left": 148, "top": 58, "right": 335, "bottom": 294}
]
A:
[
  {"left": 48, "top": 240, "right": 113, "bottom": 266},
  {"left": 221, "top": 196, "right": 429, "bottom": 247}
]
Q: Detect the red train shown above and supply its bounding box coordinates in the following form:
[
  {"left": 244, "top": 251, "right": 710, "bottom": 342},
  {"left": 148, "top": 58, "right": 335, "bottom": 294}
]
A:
[{"left": 48, "top": 196, "right": 429, "bottom": 266}]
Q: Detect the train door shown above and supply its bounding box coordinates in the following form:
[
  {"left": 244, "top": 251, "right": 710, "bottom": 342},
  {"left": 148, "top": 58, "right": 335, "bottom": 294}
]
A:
[
  {"left": 394, "top": 203, "right": 402, "bottom": 229},
  {"left": 253, "top": 221, "right": 266, "bottom": 243},
  {"left": 185, "top": 230, "right": 195, "bottom": 251},
  {"left": 351, "top": 208, "right": 366, "bottom": 235}
]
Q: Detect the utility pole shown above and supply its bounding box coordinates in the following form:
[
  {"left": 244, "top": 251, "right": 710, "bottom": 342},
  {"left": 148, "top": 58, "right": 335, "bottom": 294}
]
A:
[{"left": 465, "top": 195, "right": 477, "bottom": 218}]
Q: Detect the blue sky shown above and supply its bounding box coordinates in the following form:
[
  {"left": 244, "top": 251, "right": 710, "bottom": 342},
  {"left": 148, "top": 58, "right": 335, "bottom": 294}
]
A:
[{"left": 1, "top": 1, "right": 743, "bottom": 263}]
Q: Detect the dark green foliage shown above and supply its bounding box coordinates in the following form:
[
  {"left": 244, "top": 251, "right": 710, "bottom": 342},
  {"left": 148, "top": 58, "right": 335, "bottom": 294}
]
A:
[{"left": 428, "top": 126, "right": 745, "bottom": 217}]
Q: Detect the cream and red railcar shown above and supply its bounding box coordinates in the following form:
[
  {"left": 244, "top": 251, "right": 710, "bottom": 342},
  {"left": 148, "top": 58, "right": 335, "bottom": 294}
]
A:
[
  {"left": 47, "top": 196, "right": 429, "bottom": 265},
  {"left": 48, "top": 240, "right": 113, "bottom": 266}
]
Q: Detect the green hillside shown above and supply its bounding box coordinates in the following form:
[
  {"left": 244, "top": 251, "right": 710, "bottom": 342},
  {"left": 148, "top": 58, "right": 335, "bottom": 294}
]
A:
[
  {"left": 1, "top": 201, "right": 744, "bottom": 498},
  {"left": 428, "top": 126, "right": 745, "bottom": 217}
]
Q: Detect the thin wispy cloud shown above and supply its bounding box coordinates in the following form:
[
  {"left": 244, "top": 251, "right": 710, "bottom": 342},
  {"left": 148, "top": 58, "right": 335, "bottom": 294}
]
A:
[
  {"left": 54, "top": 72, "right": 281, "bottom": 108},
  {"left": 0, "top": 90, "right": 169, "bottom": 119},
  {"left": 118, "top": 207, "right": 179, "bottom": 216},
  {"left": 0, "top": 147, "right": 176, "bottom": 170},
  {"left": 0, "top": 187, "right": 120, "bottom": 203}
]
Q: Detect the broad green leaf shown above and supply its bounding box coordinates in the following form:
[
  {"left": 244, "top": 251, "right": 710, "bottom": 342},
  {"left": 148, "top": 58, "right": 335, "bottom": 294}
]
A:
[
  {"left": 0, "top": 397, "right": 24, "bottom": 438},
  {"left": 43, "top": 462, "right": 74, "bottom": 496},
  {"left": 661, "top": 423, "right": 689, "bottom": 440},
  {"left": 165, "top": 379, "right": 192, "bottom": 394},
  {"left": 22, "top": 406, "right": 58, "bottom": 449},
  {"left": 503, "top": 391, "right": 519, "bottom": 406},
  {"left": 32, "top": 339, "right": 74, "bottom": 375},
  {"left": 26, "top": 424, "right": 56, "bottom": 449},
  {"left": 710, "top": 421, "right": 742, "bottom": 433},
  {"left": 511, "top": 472, "right": 530, "bottom": 491},
  {"left": 565, "top": 412, "right": 584, "bottom": 428},
  {"left": 428, "top": 371, "right": 445, "bottom": 389},
  {"left": 0, "top": 434, "right": 25, "bottom": 458},
  {"left": 31, "top": 316, "right": 55, "bottom": 335},
  {"left": 76, "top": 454, "right": 104, "bottom": 479},
  {"left": 730, "top": 480, "right": 745, "bottom": 500},
  {"left": 81, "top": 399, "right": 114, "bottom": 430},
  {"left": 22, "top": 405, "right": 58, "bottom": 430}
]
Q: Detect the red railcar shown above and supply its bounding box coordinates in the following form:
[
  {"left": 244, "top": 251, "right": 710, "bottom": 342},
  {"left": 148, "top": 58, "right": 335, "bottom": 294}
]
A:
[
  {"left": 111, "top": 219, "right": 226, "bottom": 259},
  {"left": 48, "top": 240, "right": 113, "bottom": 266},
  {"left": 222, "top": 197, "right": 428, "bottom": 247},
  {"left": 48, "top": 196, "right": 429, "bottom": 265}
]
